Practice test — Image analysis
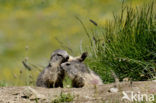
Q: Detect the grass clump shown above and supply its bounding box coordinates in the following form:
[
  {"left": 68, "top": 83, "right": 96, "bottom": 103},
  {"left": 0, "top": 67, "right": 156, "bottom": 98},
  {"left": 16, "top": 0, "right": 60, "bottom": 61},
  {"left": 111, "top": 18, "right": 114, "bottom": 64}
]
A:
[
  {"left": 52, "top": 92, "right": 74, "bottom": 103},
  {"left": 0, "top": 80, "right": 8, "bottom": 87},
  {"left": 84, "top": 1, "right": 156, "bottom": 82}
]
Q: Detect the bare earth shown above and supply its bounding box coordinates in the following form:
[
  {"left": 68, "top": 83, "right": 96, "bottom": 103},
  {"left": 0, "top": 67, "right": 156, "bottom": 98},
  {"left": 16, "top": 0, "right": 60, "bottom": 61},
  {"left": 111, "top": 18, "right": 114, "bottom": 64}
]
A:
[{"left": 0, "top": 81, "right": 155, "bottom": 103}]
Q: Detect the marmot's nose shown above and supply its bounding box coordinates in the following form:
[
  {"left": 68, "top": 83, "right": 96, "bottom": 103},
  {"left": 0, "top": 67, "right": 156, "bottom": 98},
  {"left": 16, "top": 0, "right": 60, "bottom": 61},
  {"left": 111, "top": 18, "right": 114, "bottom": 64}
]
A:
[{"left": 66, "top": 56, "right": 69, "bottom": 60}]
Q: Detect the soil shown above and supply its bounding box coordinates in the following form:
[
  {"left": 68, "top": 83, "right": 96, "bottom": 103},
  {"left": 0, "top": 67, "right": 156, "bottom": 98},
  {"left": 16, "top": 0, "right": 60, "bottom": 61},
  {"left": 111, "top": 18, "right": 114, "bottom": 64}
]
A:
[{"left": 0, "top": 81, "right": 155, "bottom": 103}]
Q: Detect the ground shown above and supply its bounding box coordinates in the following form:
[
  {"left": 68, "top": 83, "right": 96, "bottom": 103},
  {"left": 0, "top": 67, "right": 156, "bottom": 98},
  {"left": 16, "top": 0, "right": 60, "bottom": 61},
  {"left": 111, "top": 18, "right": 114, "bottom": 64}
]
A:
[{"left": 0, "top": 81, "right": 155, "bottom": 103}]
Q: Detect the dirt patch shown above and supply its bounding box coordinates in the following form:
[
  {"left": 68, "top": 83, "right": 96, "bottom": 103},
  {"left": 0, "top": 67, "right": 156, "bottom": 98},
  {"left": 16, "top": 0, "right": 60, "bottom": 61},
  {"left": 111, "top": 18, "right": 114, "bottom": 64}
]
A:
[{"left": 0, "top": 81, "right": 155, "bottom": 103}]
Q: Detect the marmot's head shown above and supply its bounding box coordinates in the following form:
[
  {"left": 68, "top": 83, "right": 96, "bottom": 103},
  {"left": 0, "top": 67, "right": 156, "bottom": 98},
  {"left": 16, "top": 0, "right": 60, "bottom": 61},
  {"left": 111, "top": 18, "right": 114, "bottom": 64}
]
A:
[
  {"left": 50, "top": 50, "right": 69, "bottom": 64},
  {"left": 61, "top": 52, "right": 88, "bottom": 78}
]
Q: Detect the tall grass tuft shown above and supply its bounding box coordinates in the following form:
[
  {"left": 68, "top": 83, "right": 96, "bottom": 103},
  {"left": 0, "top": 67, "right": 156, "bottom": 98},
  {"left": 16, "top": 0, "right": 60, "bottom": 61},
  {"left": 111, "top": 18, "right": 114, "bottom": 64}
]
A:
[{"left": 85, "top": 1, "right": 156, "bottom": 83}]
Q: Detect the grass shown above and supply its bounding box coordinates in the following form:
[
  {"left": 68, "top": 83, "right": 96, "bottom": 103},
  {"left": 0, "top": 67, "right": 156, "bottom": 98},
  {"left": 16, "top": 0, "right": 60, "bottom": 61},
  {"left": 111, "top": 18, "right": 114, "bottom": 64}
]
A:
[
  {"left": 0, "top": 80, "right": 8, "bottom": 87},
  {"left": 0, "top": 0, "right": 125, "bottom": 86},
  {"left": 0, "top": 1, "right": 155, "bottom": 103},
  {"left": 52, "top": 92, "right": 74, "bottom": 103},
  {"left": 83, "top": 1, "right": 156, "bottom": 83},
  {"left": 0, "top": 0, "right": 155, "bottom": 86}
]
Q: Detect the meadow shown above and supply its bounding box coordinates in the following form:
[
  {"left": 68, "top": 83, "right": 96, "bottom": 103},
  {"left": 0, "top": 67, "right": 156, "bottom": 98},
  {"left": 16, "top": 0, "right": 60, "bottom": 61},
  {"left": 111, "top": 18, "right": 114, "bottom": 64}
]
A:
[{"left": 0, "top": 0, "right": 155, "bottom": 86}]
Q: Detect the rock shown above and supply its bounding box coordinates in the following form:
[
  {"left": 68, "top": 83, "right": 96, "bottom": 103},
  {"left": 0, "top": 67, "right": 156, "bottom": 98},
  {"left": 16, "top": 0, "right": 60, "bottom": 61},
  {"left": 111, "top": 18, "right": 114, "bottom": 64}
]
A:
[
  {"left": 22, "top": 87, "right": 46, "bottom": 100},
  {"left": 108, "top": 87, "right": 118, "bottom": 93},
  {"left": 152, "top": 80, "right": 156, "bottom": 82}
]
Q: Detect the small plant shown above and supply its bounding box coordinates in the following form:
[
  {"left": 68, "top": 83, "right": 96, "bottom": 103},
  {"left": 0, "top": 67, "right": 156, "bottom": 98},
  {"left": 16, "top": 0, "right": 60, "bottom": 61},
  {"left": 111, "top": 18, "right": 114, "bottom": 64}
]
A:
[
  {"left": 52, "top": 92, "right": 74, "bottom": 103},
  {"left": 0, "top": 80, "right": 8, "bottom": 87},
  {"left": 63, "top": 76, "right": 72, "bottom": 88}
]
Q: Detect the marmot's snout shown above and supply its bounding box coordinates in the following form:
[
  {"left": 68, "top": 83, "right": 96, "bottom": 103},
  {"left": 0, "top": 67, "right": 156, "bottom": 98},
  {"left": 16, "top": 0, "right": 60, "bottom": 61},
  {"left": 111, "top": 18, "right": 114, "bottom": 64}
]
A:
[{"left": 62, "top": 55, "right": 69, "bottom": 63}]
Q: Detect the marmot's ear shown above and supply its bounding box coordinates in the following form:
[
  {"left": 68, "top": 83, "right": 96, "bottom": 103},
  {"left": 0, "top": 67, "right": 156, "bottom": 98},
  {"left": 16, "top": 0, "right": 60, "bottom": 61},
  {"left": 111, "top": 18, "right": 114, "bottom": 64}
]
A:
[{"left": 79, "top": 52, "right": 88, "bottom": 62}]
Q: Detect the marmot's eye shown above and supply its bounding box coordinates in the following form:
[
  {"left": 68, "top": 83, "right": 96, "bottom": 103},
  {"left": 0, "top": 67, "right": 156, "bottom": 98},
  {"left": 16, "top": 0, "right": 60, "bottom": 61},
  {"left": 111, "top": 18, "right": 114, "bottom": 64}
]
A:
[{"left": 66, "top": 63, "right": 70, "bottom": 66}]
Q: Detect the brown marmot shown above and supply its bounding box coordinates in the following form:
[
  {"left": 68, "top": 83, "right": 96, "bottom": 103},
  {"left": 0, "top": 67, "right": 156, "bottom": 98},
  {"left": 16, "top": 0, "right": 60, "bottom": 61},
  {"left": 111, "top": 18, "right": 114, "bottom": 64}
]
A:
[
  {"left": 61, "top": 52, "right": 103, "bottom": 88},
  {"left": 36, "top": 50, "right": 69, "bottom": 88}
]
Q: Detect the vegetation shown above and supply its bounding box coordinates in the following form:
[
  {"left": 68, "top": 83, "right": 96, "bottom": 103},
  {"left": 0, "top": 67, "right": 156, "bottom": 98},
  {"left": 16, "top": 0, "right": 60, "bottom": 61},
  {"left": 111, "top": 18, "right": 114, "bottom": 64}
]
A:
[
  {"left": 0, "top": 0, "right": 125, "bottom": 86},
  {"left": 0, "top": 1, "right": 155, "bottom": 103},
  {"left": 52, "top": 92, "right": 74, "bottom": 103},
  {"left": 0, "top": 80, "right": 8, "bottom": 87},
  {"left": 0, "top": 0, "right": 155, "bottom": 86},
  {"left": 84, "top": 1, "right": 156, "bottom": 83}
]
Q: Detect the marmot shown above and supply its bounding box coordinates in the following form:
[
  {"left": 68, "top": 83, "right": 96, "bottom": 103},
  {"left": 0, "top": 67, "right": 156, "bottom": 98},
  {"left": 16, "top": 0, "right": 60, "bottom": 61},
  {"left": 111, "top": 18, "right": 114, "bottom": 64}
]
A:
[
  {"left": 36, "top": 50, "right": 69, "bottom": 88},
  {"left": 61, "top": 52, "right": 103, "bottom": 88}
]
